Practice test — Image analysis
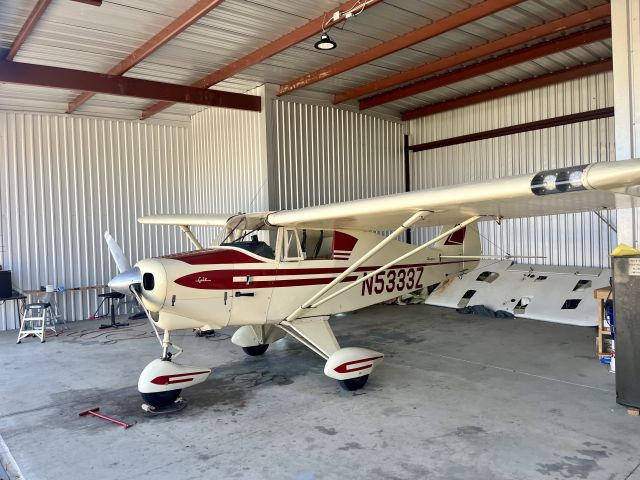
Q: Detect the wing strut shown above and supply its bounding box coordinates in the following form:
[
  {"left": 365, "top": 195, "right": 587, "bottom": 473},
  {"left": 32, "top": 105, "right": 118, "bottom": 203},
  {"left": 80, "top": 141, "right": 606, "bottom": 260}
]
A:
[
  {"left": 285, "top": 210, "right": 432, "bottom": 322},
  {"left": 304, "top": 216, "right": 482, "bottom": 312},
  {"left": 179, "top": 225, "right": 203, "bottom": 250},
  {"left": 286, "top": 215, "right": 481, "bottom": 321}
]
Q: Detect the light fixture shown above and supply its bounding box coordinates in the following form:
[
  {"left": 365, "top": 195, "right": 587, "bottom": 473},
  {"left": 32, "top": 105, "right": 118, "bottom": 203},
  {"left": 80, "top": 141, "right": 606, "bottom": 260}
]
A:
[
  {"left": 315, "top": 32, "right": 337, "bottom": 50},
  {"left": 531, "top": 165, "right": 588, "bottom": 195}
]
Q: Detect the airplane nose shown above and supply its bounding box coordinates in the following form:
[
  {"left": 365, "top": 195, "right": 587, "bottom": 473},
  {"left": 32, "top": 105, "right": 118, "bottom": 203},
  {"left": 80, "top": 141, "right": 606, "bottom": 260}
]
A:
[{"left": 108, "top": 267, "right": 142, "bottom": 295}]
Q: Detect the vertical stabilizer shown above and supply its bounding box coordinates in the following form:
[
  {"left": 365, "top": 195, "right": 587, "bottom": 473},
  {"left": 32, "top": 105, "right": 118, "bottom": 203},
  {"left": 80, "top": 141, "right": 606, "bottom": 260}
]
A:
[{"left": 432, "top": 224, "right": 481, "bottom": 271}]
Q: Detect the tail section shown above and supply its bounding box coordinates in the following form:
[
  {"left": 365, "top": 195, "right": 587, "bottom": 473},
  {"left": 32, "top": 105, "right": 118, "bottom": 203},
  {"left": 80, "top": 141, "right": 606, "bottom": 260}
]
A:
[{"left": 433, "top": 224, "right": 481, "bottom": 271}]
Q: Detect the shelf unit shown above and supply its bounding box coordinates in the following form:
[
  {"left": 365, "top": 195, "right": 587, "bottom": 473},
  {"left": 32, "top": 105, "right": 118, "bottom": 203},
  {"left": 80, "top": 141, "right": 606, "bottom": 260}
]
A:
[{"left": 593, "top": 286, "right": 613, "bottom": 359}]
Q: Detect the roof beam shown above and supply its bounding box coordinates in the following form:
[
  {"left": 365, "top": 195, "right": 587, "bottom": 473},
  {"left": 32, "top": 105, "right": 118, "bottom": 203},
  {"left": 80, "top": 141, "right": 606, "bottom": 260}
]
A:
[
  {"left": 334, "top": 3, "right": 611, "bottom": 104},
  {"left": 360, "top": 23, "right": 611, "bottom": 110},
  {"left": 6, "top": 0, "right": 52, "bottom": 61},
  {"left": 67, "top": 0, "right": 226, "bottom": 113},
  {"left": 0, "top": 61, "right": 261, "bottom": 113},
  {"left": 400, "top": 58, "right": 613, "bottom": 121},
  {"left": 409, "top": 107, "right": 614, "bottom": 152},
  {"left": 140, "top": 0, "right": 385, "bottom": 120},
  {"left": 70, "top": 0, "right": 103, "bottom": 5},
  {"left": 277, "top": 0, "right": 525, "bottom": 97}
]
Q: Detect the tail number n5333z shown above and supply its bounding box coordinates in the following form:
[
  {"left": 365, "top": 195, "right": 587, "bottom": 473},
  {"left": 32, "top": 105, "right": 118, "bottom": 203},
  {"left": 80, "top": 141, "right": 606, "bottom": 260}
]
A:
[{"left": 361, "top": 267, "right": 424, "bottom": 296}]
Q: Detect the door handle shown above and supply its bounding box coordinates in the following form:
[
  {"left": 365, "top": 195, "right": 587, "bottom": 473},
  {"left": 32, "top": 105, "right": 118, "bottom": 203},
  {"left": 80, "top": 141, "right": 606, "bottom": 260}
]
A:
[{"left": 235, "top": 292, "right": 255, "bottom": 297}]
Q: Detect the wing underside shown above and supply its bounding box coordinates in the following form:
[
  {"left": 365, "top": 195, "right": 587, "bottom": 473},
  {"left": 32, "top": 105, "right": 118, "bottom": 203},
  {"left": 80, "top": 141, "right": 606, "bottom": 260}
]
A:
[
  {"left": 266, "top": 160, "right": 640, "bottom": 231},
  {"left": 137, "top": 160, "right": 640, "bottom": 232}
]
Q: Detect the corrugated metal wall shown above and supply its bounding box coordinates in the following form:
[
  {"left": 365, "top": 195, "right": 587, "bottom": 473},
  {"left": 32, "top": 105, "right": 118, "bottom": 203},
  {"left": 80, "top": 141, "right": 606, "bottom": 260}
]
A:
[
  {"left": 273, "top": 100, "right": 404, "bottom": 210},
  {"left": 190, "top": 95, "right": 267, "bottom": 247},
  {"left": 0, "top": 73, "right": 616, "bottom": 330},
  {"left": 0, "top": 111, "right": 192, "bottom": 330},
  {"left": 409, "top": 72, "right": 616, "bottom": 268}
]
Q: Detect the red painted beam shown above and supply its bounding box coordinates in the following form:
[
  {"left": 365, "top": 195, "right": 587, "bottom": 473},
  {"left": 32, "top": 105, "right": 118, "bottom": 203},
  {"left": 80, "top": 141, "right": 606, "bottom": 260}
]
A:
[
  {"left": 70, "top": 0, "right": 103, "bottom": 5},
  {"left": 0, "top": 61, "right": 261, "bottom": 113},
  {"left": 334, "top": 3, "right": 611, "bottom": 104},
  {"left": 6, "top": 0, "right": 52, "bottom": 61},
  {"left": 277, "top": 0, "right": 525, "bottom": 97},
  {"left": 409, "top": 107, "right": 614, "bottom": 152},
  {"left": 360, "top": 23, "right": 611, "bottom": 110},
  {"left": 140, "top": 0, "right": 385, "bottom": 120},
  {"left": 67, "top": 0, "right": 226, "bottom": 113},
  {"left": 400, "top": 59, "right": 613, "bottom": 121}
]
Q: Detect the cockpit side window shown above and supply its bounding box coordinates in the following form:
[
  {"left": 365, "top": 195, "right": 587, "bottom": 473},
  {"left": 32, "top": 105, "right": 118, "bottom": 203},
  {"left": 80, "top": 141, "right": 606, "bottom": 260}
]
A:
[
  {"left": 220, "top": 232, "right": 275, "bottom": 260},
  {"left": 282, "top": 229, "right": 304, "bottom": 261},
  {"left": 300, "top": 229, "right": 334, "bottom": 260}
]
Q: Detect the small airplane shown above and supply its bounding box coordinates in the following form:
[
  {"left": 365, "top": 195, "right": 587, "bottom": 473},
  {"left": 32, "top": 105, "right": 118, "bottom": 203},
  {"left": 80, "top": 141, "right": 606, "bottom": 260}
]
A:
[{"left": 107, "top": 159, "right": 640, "bottom": 411}]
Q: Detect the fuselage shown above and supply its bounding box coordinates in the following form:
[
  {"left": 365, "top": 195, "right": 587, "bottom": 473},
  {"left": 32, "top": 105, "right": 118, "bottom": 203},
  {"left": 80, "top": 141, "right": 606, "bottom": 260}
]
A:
[{"left": 134, "top": 228, "right": 478, "bottom": 331}]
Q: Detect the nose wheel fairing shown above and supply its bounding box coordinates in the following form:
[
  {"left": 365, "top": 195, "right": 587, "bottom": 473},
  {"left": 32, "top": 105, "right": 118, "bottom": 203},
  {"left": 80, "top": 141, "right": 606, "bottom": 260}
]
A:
[{"left": 138, "top": 358, "right": 211, "bottom": 409}]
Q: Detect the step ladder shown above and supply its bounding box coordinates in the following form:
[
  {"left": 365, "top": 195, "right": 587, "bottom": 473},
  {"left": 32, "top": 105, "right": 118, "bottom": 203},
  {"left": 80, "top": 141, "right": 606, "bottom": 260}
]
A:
[{"left": 16, "top": 302, "right": 58, "bottom": 343}]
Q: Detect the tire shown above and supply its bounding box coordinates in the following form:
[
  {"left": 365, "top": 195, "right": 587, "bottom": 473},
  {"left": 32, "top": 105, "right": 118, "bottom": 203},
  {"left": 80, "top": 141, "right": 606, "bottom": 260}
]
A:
[
  {"left": 242, "top": 344, "right": 269, "bottom": 356},
  {"left": 141, "top": 389, "right": 182, "bottom": 409},
  {"left": 338, "top": 374, "right": 369, "bottom": 391}
]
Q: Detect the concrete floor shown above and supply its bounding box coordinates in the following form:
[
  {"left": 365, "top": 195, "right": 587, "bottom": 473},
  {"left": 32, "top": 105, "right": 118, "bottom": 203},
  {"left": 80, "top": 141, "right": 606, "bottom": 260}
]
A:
[{"left": 0, "top": 304, "right": 638, "bottom": 480}]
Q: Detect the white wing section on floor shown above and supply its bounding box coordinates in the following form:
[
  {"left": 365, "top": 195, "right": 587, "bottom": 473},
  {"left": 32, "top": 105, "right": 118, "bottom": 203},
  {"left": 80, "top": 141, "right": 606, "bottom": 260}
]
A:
[{"left": 426, "top": 260, "right": 610, "bottom": 326}]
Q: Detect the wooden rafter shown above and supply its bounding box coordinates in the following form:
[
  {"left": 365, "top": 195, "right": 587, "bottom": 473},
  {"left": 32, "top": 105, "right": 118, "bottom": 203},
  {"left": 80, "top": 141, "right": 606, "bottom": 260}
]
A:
[
  {"left": 276, "top": 0, "right": 525, "bottom": 97},
  {"left": 334, "top": 3, "right": 611, "bottom": 104},
  {"left": 6, "top": 0, "right": 52, "bottom": 61},
  {"left": 140, "top": 0, "right": 385, "bottom": 120},
  {"left": 0, "top": 60, "right": 261, "bottom": 112},
  {"left": 67, "top": 0, "right": 226, "bottom": 113},
  {"left": 360, "top": 23, "right": 611, "bottom": 110},
  {"left": 400, "top": 59, "right": 613, "bottom": 121}
]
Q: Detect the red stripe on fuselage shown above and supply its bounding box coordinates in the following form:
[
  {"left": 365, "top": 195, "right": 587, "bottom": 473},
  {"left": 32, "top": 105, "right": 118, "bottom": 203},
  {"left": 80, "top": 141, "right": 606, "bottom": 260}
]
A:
[
  {"left": 173, "top": 261, "right": 464, "bottom": 290},
  {"left": 175, "top": 270, "right": 359, "bottom": 289}
]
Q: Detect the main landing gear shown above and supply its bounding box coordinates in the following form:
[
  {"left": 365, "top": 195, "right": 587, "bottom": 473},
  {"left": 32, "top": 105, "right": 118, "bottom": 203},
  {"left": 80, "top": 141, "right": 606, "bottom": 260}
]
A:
[
  {"left": 338, "top": 375, "right": 369, "bottom": 391},
  {"left": 234, "top": 319, "right": 384, "bottom": 392}
]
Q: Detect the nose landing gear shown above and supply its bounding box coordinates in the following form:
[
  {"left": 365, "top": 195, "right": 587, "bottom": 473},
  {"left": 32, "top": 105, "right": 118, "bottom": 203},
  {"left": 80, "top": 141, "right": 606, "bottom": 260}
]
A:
[{"left": 138, "top": 330, "right": 211, "bottom": 412}]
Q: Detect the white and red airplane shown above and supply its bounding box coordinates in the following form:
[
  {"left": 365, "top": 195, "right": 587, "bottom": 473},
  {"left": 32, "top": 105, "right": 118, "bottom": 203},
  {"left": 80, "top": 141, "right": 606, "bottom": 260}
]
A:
[{"left": 107, "top": 159, "right": 640, "bottom": 410}]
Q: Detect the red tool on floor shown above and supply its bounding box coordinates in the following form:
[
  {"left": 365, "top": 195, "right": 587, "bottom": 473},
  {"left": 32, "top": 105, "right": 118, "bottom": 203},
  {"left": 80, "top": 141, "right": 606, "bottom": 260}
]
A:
[{"left": 79, "top": 407, "right": 132, "bottom": 429}]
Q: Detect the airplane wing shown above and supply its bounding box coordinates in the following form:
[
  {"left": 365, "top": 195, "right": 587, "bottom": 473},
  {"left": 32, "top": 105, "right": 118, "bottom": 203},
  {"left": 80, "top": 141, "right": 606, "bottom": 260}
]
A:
[
  {"left": 138, "top": 214, "right": 233, "bottom": 226},
  {"left": 266, "top": 159, "right": 640, "bottom": 231}
]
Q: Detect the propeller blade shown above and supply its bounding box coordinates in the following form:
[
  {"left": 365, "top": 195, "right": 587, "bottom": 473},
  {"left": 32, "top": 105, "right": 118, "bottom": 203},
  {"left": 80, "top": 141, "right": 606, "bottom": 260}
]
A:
[{"left": 104, "top": 231, "right": 132, "bottom": 274}]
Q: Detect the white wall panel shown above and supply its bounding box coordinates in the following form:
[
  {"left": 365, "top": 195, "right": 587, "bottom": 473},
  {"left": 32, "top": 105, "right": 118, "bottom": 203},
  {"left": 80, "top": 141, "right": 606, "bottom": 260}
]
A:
[
  {"left": 0, "top": 112, "right": 192, "bottom": 330},
  {"left": 409, "top": 72, "right": 616, "bottom": 268},
  {"left": 190, "top": 97, "right": 267, "bottom": 247},
  {"left": 273, "top": 100, "right": 404, "bottom": 210}
]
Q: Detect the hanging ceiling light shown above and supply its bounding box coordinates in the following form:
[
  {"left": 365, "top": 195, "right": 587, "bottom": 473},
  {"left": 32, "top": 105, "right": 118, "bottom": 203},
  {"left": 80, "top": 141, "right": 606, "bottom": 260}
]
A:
[{"left": 314, "top": 32, "right": 337, "bottom": 50}]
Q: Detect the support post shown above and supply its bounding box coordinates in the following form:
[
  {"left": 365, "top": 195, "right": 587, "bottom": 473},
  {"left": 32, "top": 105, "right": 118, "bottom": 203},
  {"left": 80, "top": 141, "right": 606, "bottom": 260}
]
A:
[
  {"left": 404, "top": 134, "right": 412, "bottom": 244},
  {"left": 612, "top": 0, "right": 640, "bottom": 248}
]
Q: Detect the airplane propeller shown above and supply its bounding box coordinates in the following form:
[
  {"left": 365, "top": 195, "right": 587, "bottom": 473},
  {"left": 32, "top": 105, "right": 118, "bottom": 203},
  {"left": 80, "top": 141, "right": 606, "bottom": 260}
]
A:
[
  {"left": 104, "top": 231, "right": 132, "bottom": 273},
  {"left": 104, "top": 231, "right": 141, "bottom": 295}
]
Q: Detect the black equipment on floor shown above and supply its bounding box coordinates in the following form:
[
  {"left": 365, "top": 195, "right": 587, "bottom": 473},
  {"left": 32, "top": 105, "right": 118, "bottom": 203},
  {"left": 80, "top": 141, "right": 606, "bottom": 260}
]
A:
[
  {"left": 0, "top": 270, "right": 12, "bottom": 298},
  {"left": 97, "top": 292, "right": 128, "bottom": 329},
  {"left": 612, "top": 255, "right": 640, "bottom": 408}
]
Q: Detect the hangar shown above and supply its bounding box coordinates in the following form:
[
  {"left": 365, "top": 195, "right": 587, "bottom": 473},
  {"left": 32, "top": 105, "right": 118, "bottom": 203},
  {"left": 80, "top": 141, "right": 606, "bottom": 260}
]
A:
[{"left": 1, "top": 0, "right": 639, "bottom": 478}]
